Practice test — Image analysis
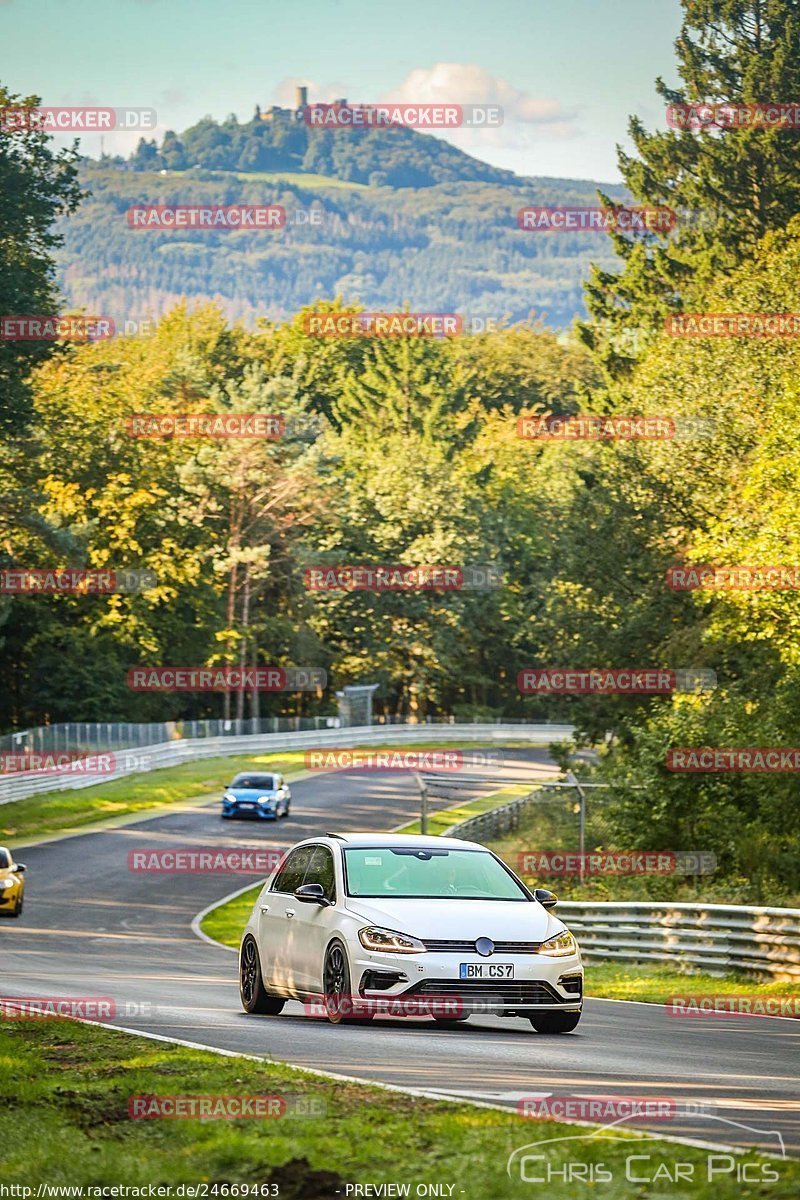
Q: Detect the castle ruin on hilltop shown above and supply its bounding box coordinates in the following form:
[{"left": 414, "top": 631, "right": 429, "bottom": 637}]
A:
[{"left": 256, "top": 86, "right": 346, "bottom": 123}]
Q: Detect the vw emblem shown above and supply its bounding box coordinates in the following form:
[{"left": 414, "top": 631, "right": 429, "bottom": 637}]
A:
[{"left": 475, "top": 937, "right": 495, "bottom": 957}]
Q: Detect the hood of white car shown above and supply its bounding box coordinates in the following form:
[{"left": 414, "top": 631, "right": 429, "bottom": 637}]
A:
[{"left": 343, "top": 897, "right": 565, "bottom": 942}]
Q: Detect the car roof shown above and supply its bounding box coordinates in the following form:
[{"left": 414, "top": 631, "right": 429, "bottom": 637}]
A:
[{"left": 319, "top": 832, "right": 485, "bottom": 851}]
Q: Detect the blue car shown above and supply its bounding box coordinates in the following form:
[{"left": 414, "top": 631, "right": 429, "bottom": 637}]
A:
[{"left": 221, "top": 772, "right": 291, "bottom": 820}]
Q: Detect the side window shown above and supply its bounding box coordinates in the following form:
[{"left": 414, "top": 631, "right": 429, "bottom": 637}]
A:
[
  {"left": 271, "top": 845, "right": 313, "bottom": 894},
  {"left": 303, "top": 846, "right": 336, "bottom": 903}
]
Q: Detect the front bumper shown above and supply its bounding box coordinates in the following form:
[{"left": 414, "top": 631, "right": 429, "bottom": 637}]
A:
[
  {"left": 222, "top": 803, "right": 278, "bottom": 820},
  {"left": 352, "top": 946, "right": 583, "bottom": 1015},
  {"left": 0, "top": 884, "right": 21, "bottom": 911}
]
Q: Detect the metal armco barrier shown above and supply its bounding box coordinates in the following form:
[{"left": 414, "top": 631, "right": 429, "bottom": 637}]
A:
[
  {"left": 448, "top": 801, "right": 800, "bottom": 980},
  {"left": 447, "top": 789, "right": 541, "bottom": 841},
  {"left": 557, "top": 901, "right": 800, "bottom": 981},
  {"left": 0, "top": 722, "right": 574, "bottom": 806}
]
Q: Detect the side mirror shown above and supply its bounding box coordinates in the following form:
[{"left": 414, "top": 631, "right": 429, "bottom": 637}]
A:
[
  {"left": 14, "top": 863, "right": 27, "bottom": 874},
  {"left": 534, "top": 887, "right": 558, "bottom": 910},
  {"left": 295, "top": 883, "right": 331, "bottom": 906}
]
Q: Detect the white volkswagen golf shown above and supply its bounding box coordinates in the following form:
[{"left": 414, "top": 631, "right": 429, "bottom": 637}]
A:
[{"left": 239, "top": 833, "right": 583, "bottom": 1033}]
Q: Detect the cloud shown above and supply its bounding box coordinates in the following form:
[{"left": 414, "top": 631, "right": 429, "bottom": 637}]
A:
[{"left": 382, "top": 63, "right": 575, "bottom": 131}]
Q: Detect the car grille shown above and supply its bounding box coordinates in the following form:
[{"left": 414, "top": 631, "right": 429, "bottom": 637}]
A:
[
  {"left": 421, "top": 939, "right": 543, "bottom": 954},
  {"left": 404, "top": 979, "right": 564, "bottom": 1005}
]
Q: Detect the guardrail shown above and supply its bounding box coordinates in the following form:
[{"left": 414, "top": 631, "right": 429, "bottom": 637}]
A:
[
  {"left": 558, "top": 901, "right": 800, "bottom": 981},
  {"left": 449, "top": 800, "right": 800, "bottom": 981},
  {"left": 0, "top": 722, "right": 574, "bottom": 806},
  {"left": 447, "top": 789, "right": 544, "bottom": 841}
]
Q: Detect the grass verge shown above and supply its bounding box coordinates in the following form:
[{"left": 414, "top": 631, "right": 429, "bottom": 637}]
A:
[
  {"left": 0, "top": 1018, "right": 794, "bottom": 1196},
  {"left": 396, "top": 783, "right": 533, "bottom": 836},
  {"left": 200, "top": 883, "right": 261, "bottom": 948},
  {"left": 0, "top": 752, "right": 309, "bottom": 845},
  {"left": 1, "top": 740, "right": 505, "bottom": 847},
  {"left": 584, "top": 961, "right": 799, "bottom": 1005}
]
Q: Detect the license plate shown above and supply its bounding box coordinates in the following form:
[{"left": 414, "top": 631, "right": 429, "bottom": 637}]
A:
[
  {"left": 238, "top": 803, "right": 256, "bottom": 809},
  {"left": 459, "top": 963, "right": 514, "bottom": 979}
]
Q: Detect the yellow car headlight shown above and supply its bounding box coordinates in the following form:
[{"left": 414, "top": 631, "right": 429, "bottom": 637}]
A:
[
  {"left": 538, "top": 930, "right": 577, "bottom": 957},
  {"left": 0, "top": 877, "right": 15, "bottom": 888},
  {"left": 358, "top": 926, "right": 426, "bottom": 954}
]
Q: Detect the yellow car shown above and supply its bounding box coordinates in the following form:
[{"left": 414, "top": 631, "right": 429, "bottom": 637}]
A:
[{"left": 0, "top": 847, "right": 26, "bottom": 918}]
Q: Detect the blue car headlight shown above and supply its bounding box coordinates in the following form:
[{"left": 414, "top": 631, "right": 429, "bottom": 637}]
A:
[
  {"left": 223, "top": 792, "right": 236, "bottom": 804},
  {"left": 258, "top": 795, "right": 276, "bottom": 807}
]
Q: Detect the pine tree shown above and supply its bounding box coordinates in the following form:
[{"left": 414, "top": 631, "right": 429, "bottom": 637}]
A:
[{"left": 581, "top": 0, "right": 800, "bottom": 379}]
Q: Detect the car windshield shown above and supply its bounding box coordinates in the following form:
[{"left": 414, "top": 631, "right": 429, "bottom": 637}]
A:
[
  {"left": 231, "top": 774, "right": 276, "bottom": 790},
  {"left": 0, "top": 849, "right": 10, "bottom": 869},
  {"left": 343, "top": 847, "right": 529, "bottom": 900}
]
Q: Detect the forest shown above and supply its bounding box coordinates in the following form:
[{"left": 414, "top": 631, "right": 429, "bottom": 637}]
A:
[{"left": 3, "top": 0, "right": 800, "bottom": 897}]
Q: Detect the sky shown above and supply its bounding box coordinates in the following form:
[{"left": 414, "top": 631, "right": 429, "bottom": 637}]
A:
[{"left": 0, "top": 0, "right": 684, "bottom": 183}]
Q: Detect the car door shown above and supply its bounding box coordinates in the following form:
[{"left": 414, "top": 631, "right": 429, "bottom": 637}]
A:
[
  {"left": 257, "top": 844, "right": 314, "bottom": 994},
  {"left": 291, "top": 844, "right": 339, "bottom": 993}
]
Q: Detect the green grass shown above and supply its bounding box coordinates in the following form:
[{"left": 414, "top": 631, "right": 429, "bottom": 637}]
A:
[
  {"left": 397, "top": 782, "right": 533, "bottom": 836},
  {"left": 0, "top": 752, "right": 310, "bottom": 846},
  {"left": 584, "top": 961, "right": 799, "bottom": 1004},
  {"left": 201, "top": 883, "right": 261, "bottom": 948},
  {"left": 1, "top": 738, "right": 514, "bottom": 848},
  {"left": 232, "top": 170, "right": 369, "bottom": 190},
  {"left": 1, "top": 1018, "right": 794, "bottom": 1195}
]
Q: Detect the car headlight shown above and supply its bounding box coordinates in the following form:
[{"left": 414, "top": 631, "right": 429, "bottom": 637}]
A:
[
  {"left": 258, "top": 795, "right": 275, "bottom": 805},
  {"left": 0, "top": 877, "right": 15, "bottom": 888},
  {"left": 223, "top": 793, "right": 236, "bottom": 803},
  {"left": 358, "top": 926, "right": 426, "bottom": 954},
  {"left": 538, "top": 930, "right": 577, "bottom": 957}
]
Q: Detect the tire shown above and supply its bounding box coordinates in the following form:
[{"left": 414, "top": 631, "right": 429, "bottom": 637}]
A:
[
  {"left": 281, "top": 801, "right": 291, "bottom": 818},
  {"left": 322, "top": 941, "right": 373, "bottom": 1023},
  {"left": 239, "top": 936, "right": 285, "bottom": 1015},
  {"left": 11, "top": 894, "right": 22, "bottom": 918},
  {"left": 529, "top": 1009, "right": 581, "bottom": 1034}
]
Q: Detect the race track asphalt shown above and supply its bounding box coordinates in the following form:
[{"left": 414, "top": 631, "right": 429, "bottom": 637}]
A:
[{"left": 1, "top": 748, "right": 797, "bottom": 1158}]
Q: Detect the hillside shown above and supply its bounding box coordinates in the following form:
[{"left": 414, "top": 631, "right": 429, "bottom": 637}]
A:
[{"left": 56, "top": 116, "right": 626, "bottom": 330}]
